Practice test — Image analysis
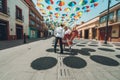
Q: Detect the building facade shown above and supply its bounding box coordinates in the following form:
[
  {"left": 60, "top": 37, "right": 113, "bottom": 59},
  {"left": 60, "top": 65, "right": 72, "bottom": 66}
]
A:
[
  {"left": 76, "top": 17, "right": 99, "bottom": 40},
  {"left": 25, "top": 0, "right": 44, "bottom": 39},
  {"left": 0, "top": 0, "right": 29, "bottom": 40},
  {"left": 99, "top": 2, "right": 120, "bottom": 42},
  {"left": 76, "top": 3, "right": 120, "bottom": 42}
]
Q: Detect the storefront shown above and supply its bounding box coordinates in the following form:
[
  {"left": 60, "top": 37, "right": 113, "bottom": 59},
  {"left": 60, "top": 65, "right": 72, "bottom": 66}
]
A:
[
  {"left": 98, "top": 27, "right": 112, "bottom": 41},
  {"left": 29, "top": 27, "right": 39, "bottom": 39}
]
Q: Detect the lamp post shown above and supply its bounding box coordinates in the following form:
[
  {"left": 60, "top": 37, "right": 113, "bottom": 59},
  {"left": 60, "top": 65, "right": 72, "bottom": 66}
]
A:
[
  {"left": 104, "top": 0, "right": 111, "bottom": 44},
  {"left": 104, "top": 0, "right": 120, "bottom": 44}
]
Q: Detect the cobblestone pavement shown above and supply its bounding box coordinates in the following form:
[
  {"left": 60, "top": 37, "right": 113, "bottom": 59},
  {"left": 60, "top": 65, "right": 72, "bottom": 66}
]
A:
[{"left": 0, "top": 37, "right": 120, "bottom": 80}]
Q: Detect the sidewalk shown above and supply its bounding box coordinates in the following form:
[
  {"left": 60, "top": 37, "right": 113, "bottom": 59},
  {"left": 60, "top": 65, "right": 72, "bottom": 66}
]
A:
[
  {"left": 0, "top": 37, "right": 120, "bottom": 80},
  {"left": 0, "top": 37, "right": 52, "bottom": 50}
]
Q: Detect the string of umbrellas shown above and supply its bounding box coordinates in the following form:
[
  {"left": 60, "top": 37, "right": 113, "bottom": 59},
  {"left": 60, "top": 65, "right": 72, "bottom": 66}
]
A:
[{"left": 36, "top": 0, "right": 99, "bottom": 26}]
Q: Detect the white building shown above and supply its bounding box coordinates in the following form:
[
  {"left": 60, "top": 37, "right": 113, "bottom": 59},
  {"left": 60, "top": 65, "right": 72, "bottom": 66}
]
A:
[{"left": 0, "top": 0, "right": 29, "bottom": 40}]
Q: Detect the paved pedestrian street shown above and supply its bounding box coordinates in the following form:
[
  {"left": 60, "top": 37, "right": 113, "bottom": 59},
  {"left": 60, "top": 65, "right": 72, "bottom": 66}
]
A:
[{"left": 0, "top": 37, "right": 120, "bottom": 80}]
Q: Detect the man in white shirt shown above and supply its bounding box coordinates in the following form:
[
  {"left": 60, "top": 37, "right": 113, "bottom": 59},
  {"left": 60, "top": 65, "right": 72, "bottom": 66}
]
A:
[{"left": 54, "top": 24, "right": 65, "bottom": 53}]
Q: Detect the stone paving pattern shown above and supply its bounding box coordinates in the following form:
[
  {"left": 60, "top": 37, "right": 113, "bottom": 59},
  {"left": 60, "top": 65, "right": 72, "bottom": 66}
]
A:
[{"left": 0, "top": 37, "right": 120, "bottom": 80}]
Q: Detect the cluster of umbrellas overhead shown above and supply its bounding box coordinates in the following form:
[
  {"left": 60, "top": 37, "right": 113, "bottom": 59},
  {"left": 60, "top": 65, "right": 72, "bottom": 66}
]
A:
[{"left": 36, "top": 0, "right": 99, "bottom": 26}]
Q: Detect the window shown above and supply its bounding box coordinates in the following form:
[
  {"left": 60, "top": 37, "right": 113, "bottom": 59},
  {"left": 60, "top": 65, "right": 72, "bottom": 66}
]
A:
[
  {"left": 109, "top": 12, "right": 114, "bottom": 21},
  {"left": 100, "top": 15, "right": 107, "bottom": 23},
  {"left": 37, "top": 24, "right": 40, "bottom": 27},
  {"left": 0, "top": 0, "right": 7, "bottom": 14},
  {"left": 30, "top": 20, "right": 35, "bottom": 25},
  {"left": 117, "top": 9, "right": 120, "bottom": 22},
  {"left": 100, "top": 12, "right": 114, "bottom": 23},
  {"left": 36, "top": 17, "right": 40, "bottom": 21},
  {"left": 16, "top": 6, "right": 22, "bottom": 20},
  {"left": 30, "top": 11, "right": 35, "bottom": 17}
]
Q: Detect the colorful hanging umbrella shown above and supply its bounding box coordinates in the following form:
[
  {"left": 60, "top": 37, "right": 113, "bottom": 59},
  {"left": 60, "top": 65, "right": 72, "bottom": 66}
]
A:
[
  {"left": 85, "top": 9, "right": 90, "bottom": 12},
  {"left": 79, "top": 0, "right": 88, "bottom": 6},
  {"left": 94, "top": 2, "right": 99, "bottom": 7},
  {"left": 70, "top": 13, "right": 75, "bottom": 18},
  {"left": 42, "top": 12, "right": 46, "bottom": 15},
  {"left": 82, "top": 6, "right": 87, "bottom": 10},
  {"left": 47, "top": 6, "right": 53, "bottom": 10},
  {"left": 55, "top": 13, "right": 60, "bottom": 17},
  {"left": 37, "top": 3, "right": 44, "bottom": 8},
  {"left": 74, "top": 15, "right": 79, "bottom": 20},
  {"left": 90, "top": 0, "right": 98, "bottom": 3},
  {"left": 40, "top": 9, "right": 46, "bottom": 13},
  {"left": 56, "top": 0, "right": 65, "bottom": 7},
  {"left": 77, "top": 11, "right": 82, "bottom": 17},
  {"left": 86, "top": 5, "right": 90, "bottom": 8},
  {"left": 90, "top": 2, "right": 98, "bottom": 8},
  {"left": 48, "top": 11, "right": 53, "bottom": 15},
  {"left": 37, "top": 0, "right": 43, "bottom": 3},
  {"left": 55, "top": 7, "right": 62, "bottom": 11},
  {"left": 64, "top": 8, "right": 71, "bottom": 12},
  {"left": 74, "top": 7, "right": 80, "bottom": 11},
  {"left": 45, "top": 0, "right": 54, "bottom": 4},
  {"left": 62, "top": 14, "right": 67, "bottom": 16},
  {"left": 49, "top": 14, "right": 52, "bottom": 18},
  {"left": 68, "top": 1, "right": 76, "bottom": 7}
]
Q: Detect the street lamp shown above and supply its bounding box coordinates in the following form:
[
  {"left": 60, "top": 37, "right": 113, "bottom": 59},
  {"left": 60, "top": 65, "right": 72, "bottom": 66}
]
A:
[
  {"left": 104, "top": 0, "right": 111, "bottom": 44},
  {"left": 104, "top": 0, "right": 120, "bottom": 44}
]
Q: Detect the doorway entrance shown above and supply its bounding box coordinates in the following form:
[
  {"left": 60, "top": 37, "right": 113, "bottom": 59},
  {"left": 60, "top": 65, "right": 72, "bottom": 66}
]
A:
[
  {"left": 0, "top": 20, "right": 8, "bottom": 40},
  {"left": 16, "top": 24, "right": 23, "bottom": 39},
  {"left": 84, "top": 29, "right": 89, "bottom": 39}
]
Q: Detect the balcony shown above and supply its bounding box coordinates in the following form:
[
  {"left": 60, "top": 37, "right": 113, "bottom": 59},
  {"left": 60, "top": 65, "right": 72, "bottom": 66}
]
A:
[
  {"left": 0, "top": 7, "right": 10, "bottom": 17},
  {"left": 16, "top": 15, "right": 24, "bottom": 23}
]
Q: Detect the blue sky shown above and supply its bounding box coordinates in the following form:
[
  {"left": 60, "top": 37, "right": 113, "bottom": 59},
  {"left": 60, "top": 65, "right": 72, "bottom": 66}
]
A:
[{"left": 32, "top": 0, "right": 119, "bottom": 27}]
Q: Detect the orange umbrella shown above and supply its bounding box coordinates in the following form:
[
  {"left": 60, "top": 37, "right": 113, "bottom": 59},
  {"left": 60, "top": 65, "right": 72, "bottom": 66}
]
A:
[
  {"left": 47, "top": 6, "right": 53, "bottom": 10},
  {"left": 77, "top": 11, "right": 82, "bottom": 17},
  {"left": 74, "top": 15, "right": 79, "bottom": 20}
]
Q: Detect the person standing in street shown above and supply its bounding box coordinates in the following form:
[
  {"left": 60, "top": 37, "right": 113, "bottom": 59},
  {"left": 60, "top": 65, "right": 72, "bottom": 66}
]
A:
[{"left": 54, "top": 24, "right": 65, "bottom": 53}]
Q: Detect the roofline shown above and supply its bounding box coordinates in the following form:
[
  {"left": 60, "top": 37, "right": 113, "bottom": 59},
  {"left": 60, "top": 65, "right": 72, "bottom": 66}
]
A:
[{"left": 100, "top": 2, "right": 120, "bottom": 14}]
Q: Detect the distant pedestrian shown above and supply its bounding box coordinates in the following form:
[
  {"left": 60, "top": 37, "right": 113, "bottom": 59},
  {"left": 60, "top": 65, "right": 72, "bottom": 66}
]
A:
[{"left": 54, "top": 24, "right": 65, "bottom": 53}]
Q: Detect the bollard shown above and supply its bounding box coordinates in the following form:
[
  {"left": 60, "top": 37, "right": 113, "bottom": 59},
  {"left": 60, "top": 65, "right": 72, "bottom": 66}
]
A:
[{"left": 23, "top": 33, "right": 26, "bottom": 43}]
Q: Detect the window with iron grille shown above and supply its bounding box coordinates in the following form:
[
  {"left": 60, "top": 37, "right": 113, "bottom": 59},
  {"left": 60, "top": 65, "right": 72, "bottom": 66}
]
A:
[
  {"left": 0, "top": 0, "right": 7, "bottom": 14},
  {"left": 16, "top": 6, "right": 22, "bottom": 20}
]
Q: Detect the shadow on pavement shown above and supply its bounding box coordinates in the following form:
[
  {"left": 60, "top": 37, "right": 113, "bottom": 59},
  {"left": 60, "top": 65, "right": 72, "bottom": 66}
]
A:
[
  {"left": 88, "top": 45, "right": 98, "bottom": 47},
  {"left": 63, "top": 56, "right": 87, "bottom": 69},
  {"left": 90, "top": 55, "right": 119, "bottom": 66},
  {"left": 102, "top": 44, "right": 113, "bottom": 47},
  {"left": 116, "top": 48, "right": 120, "bottom": 50},
  {"left": 90, "top": 41, "right": 98, "bottom": 44},
  {"left": 61, "top": 49, "right": 78, "bottom": 55},
  {"left": 78, "top": 48, "right": 96, "bottom": 56},
  {"left": 116, "top": 55, "right": 120, "bottom": 58},
  {"left": 76, "top": 44, "right": 86, "bottom": 47},
  {"left": 31, "top": 57, "right": 57, "bottom": 70},
  {"left": 98, "top": 48, "right": 115, "bottom": 52},
  {"left": 46, "top": 48, "right": 59, "bottom": 52}
]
